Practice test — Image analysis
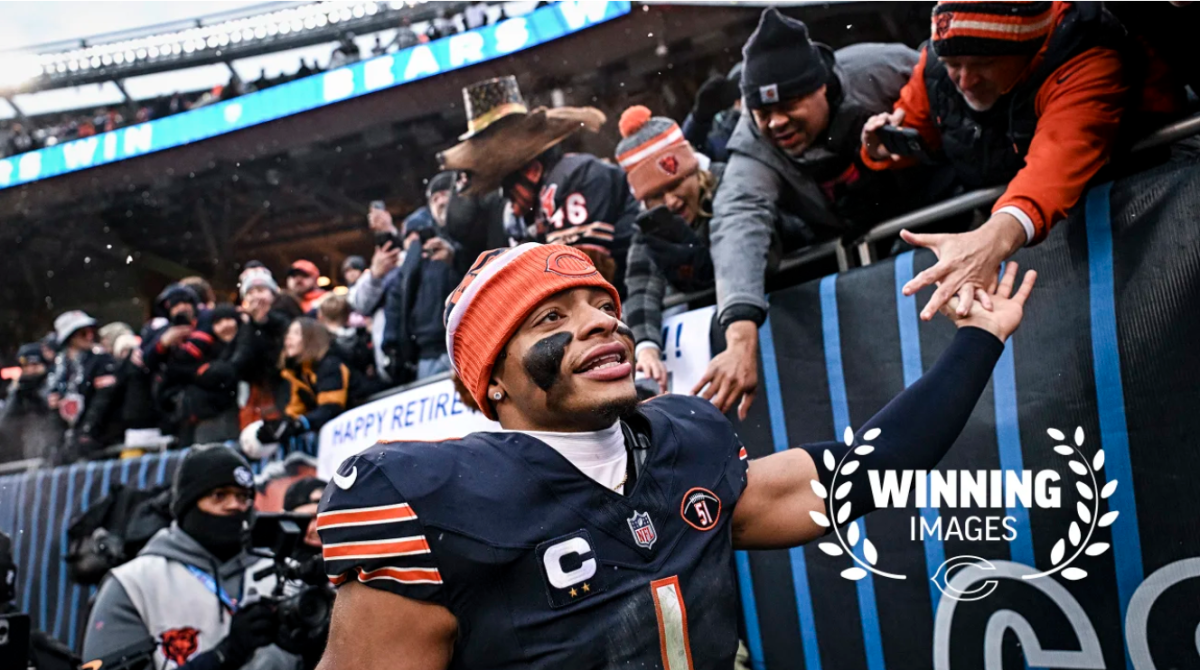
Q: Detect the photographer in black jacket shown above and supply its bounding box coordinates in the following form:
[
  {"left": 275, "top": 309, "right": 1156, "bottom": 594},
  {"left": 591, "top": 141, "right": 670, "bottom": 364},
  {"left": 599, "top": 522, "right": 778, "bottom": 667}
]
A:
[{"left": 1, "top": 531, "right": 79, "bottom": 670}]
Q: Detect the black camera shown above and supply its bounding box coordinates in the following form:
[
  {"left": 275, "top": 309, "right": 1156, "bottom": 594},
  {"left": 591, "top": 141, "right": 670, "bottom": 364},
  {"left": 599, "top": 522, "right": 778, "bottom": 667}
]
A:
[
  {"left": 248, "top": 513, "right": 334, "bottom": 658},
  {"left": 1, "top": 532, "right": 32, "bottom": 670},
  {"left": 374, "top": 230, "right": 400, "bottom": 249}
]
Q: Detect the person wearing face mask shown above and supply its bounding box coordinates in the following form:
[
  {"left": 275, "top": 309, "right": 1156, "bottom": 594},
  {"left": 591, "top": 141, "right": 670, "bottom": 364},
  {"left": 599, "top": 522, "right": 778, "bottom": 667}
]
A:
[
  {"left": 614, "top": 106, "right": 726, "bottom": 395},
  {"left": 708, "top": 8, "right": 927, "bottom": 420},
  {"left": 281, "top": 477, "right": 332, "bottom": 670},
  {"left": 255, "top": 318, "right": 350, "bottom": 451},
  {"left": 281, "top": 478, "right": 327, "bottom": 574},
  {"left": 83, "top": 445, "right": 299, "bottom": 670},
  {"left": 0, "top": 343, "right": 60, "bottom": 463}
]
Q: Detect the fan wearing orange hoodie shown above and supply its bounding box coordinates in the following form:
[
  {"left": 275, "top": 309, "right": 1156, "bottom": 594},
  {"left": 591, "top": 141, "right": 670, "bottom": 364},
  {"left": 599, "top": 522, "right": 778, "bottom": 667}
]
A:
[{"left": 861, "top": 1, "right": 1179, "bottom": 321}]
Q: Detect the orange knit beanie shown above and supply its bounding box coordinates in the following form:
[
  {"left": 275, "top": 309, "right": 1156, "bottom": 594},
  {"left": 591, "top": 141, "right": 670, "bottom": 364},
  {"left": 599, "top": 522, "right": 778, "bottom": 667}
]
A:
[{"left": 444, "top": 243, "right": 622, "bottom": 419}]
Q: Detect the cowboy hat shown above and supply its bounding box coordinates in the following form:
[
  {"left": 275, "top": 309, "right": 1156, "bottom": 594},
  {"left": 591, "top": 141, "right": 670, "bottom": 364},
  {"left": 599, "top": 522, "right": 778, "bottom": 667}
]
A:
[{"left": 437, "top": 76, "right": 606, "bottom": 195}]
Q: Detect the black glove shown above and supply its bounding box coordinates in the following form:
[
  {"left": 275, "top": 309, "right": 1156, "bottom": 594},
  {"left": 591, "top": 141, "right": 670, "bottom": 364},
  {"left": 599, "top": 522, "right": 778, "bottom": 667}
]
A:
[
  {"left": 641, "top": 235, "right": 715, "bottom": 294},
  {"left": 256, "top": 418, "right": 283, "bottom": 445},
  {"left": 692, "top": 74, "right": 739, "bottom": 123},
  {"left": 256, "top": 417, "right": 306, "bottom": 444},
  {"left": 216, "top": 601, "right": 277, "bottom": 667},
  {"left": 196, "top": 361, "right": 237, "bottom": 390}
]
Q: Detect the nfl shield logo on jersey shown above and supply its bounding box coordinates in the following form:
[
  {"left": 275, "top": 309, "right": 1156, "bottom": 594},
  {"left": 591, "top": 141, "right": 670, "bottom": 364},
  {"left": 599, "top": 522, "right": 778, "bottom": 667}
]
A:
[{"left": 627, "top": 511, "right": 657, "bottom": 550}]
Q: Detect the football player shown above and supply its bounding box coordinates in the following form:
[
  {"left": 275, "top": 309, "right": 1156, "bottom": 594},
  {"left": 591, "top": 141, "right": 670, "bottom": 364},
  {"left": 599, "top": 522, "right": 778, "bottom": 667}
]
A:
[{"left": 317, "top": 244, "right": 1036, "bottom": 670}]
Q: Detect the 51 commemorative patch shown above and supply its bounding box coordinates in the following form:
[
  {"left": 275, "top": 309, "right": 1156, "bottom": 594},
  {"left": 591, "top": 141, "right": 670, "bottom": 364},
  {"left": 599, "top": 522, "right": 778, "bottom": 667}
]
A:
[{"left": 681, "top": 487, "right": 721, "bottom": 531}]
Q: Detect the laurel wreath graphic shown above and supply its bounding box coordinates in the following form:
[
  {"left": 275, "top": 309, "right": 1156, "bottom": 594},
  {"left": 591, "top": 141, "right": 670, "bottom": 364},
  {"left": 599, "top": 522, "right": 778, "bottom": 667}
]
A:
[
  {"left": 1023, "top": 426, "right": 1118, "bottom": 581},
  {"left": 809, "top": 426, "right": 906, "bottom": 582}
]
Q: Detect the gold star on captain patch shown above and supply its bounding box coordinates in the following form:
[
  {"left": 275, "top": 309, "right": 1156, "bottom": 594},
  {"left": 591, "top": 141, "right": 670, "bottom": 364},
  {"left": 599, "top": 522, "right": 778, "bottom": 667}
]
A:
[
  {"left": 582, "top": 583, "right": 590, "bottom": 593},
  {"left": 569, "top": 588, "right": 578, "bottom": 598}
]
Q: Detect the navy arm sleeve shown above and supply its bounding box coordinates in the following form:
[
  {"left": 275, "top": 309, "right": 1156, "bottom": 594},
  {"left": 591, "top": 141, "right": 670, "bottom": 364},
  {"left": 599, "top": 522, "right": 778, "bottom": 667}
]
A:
[
  {"left": 317, "top": 451, "right": 447, "bottom": 607},
  {"left": 799, "top": 326, "right": 1005, "bottom": 527}
]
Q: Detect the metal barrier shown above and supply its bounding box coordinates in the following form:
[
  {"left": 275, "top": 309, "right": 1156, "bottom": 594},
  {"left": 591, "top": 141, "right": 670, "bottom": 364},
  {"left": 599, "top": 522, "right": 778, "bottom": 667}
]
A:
[{"left": 0, "top": 457, "right": 44, "bottom": 475}]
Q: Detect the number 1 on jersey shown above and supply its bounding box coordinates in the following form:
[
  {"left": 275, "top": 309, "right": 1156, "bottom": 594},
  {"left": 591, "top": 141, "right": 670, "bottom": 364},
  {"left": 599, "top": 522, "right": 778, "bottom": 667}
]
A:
[{"left": 650, "top": 576, "right": 694, "bottom": 670}]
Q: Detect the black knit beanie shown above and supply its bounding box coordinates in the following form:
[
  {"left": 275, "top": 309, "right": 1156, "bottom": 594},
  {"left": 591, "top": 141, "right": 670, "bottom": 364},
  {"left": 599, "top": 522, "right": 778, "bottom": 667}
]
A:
[
  {"left": 740, "top": 8, "right": 830, "bottom": 110},
  {"left": 171, "top": 445, "right": 256, "bottom": 519},
  {"left": 426, "top": 171, "right": 457, "bottom": 200},
  {"left": 208, "top": 303, "right": 240, "bottom": 324},
  {"left": 283, "top": 477, "right": 328, "bottom": 512}
]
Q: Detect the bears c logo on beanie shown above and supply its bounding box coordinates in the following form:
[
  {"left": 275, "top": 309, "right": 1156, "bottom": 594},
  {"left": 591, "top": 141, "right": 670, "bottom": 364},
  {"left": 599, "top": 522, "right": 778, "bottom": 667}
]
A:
[
  {"left": 444, "top": 244, "right": 621, "bottom": 419},
  {"left": 545, "top": 249, "right": 599, "bottom": 277},
  {"left": 614, "top": 105, "right": 700, "bottom": 201}
]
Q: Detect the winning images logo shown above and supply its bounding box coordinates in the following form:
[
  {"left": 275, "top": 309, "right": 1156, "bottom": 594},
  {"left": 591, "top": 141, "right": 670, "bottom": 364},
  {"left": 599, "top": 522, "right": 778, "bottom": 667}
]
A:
[{"left": 807, "top": 426, "right": 1119, "bottom": 600}]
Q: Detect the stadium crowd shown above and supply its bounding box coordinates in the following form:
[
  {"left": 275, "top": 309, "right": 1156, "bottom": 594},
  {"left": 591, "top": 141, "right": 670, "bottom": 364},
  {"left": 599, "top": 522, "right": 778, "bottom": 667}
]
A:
[
  {"left": 3, "top": 1, "right": 1197, "bottom": 470},
  {"left": 1, "top": 2, "right": 1197, "bottom": 669},
  {"left": 0, "top": 1, "right": 522, "bottom": 159}
]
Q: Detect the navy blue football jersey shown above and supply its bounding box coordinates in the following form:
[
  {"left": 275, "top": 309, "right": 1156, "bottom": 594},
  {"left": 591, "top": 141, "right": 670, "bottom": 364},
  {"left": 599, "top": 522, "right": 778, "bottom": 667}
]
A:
[{"left": 318, "top": 393, "right": 749, "bottom": 670}]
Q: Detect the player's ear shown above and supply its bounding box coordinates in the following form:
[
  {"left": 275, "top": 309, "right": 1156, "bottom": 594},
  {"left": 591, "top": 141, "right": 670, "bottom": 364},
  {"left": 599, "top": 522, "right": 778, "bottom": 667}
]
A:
[{"left": 485, "top": 379, "right": 507, "bottom": 409}]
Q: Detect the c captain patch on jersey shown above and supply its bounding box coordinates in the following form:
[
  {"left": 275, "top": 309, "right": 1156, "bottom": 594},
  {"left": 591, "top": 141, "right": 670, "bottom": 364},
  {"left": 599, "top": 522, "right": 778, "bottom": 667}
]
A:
[
  {"left": 680, "top": 488, "right": 721, "bottom": 531},
  {"left": 317, "top": 393, "right": 750, "bottom": 669},
  {"left": 536, "top": 530, "right": 607, "bottom": 608}
]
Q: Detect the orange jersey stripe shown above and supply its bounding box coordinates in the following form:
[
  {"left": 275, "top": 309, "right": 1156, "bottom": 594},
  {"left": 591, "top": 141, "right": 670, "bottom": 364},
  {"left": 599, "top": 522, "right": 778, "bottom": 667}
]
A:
[
  {"left": 330, "top": 566, "right": 443, "bottom": 586},
  {"left": 323, "top": 536, "right": 430, "bottom": 560},
  {"left": 739, "top": 447, "right": 748, "bottom": 461},
  {"left": 316, "top": 503, "right": 416, "bottom": 530}
]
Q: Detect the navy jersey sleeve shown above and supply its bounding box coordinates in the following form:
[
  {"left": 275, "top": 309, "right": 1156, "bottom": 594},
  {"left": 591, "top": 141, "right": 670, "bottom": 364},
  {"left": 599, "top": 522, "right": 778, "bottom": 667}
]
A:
[
  {"left": 317, "top": 449, "right": 446, "bottom": 605},
  {"left": 542, "top": 156, "right": 634, "bottom": 254}
]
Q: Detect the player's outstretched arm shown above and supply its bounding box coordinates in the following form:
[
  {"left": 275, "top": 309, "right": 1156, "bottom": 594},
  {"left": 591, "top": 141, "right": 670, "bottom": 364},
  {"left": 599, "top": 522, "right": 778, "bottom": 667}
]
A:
[
  {"left": 317, "top": 582, "right": 456, "bottom": 670},
  {"left": 732, "top": 263, "right": 1036, "bottom": 549}
]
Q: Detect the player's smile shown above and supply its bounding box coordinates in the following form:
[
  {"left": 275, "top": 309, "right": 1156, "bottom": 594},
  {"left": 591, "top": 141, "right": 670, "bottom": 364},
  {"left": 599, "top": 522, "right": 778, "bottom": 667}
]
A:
[{"left": 573, "top": 341, "right": 631, "bottom": 382}]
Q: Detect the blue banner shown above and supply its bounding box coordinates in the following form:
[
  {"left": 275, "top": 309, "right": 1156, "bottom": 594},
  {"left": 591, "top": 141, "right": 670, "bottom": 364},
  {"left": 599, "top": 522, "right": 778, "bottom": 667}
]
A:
[{"left": 0, "top": 1, "right": 631, "bottom": 191}]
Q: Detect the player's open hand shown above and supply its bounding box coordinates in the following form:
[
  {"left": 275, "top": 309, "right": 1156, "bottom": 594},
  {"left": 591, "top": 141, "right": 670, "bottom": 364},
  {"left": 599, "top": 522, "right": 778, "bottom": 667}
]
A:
[
  {"left": 692, "top": 321, "right": 758, "bottom": 420},
  {"left": 941, "top": 261, "right": 1036, "bottom": 343}
]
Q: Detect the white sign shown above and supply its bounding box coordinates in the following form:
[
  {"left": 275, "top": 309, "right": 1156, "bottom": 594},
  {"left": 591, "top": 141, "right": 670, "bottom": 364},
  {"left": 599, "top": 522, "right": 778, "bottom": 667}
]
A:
[
  {"left": 317, "top": 306, "right": 716, "bottom": 478},
  {"left": 316, "top": 378, "right": 496, "bottom": 478}
]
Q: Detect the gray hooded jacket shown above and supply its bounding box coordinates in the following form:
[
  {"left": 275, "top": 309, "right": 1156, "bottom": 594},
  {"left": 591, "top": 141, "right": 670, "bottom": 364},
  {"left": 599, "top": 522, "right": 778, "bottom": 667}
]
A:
[
  {"left": 83, "top": 523, "right": 298, "bottom": 670},
  {"left": 710, "top": 42, "right": 919, "bottom": 325}
]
